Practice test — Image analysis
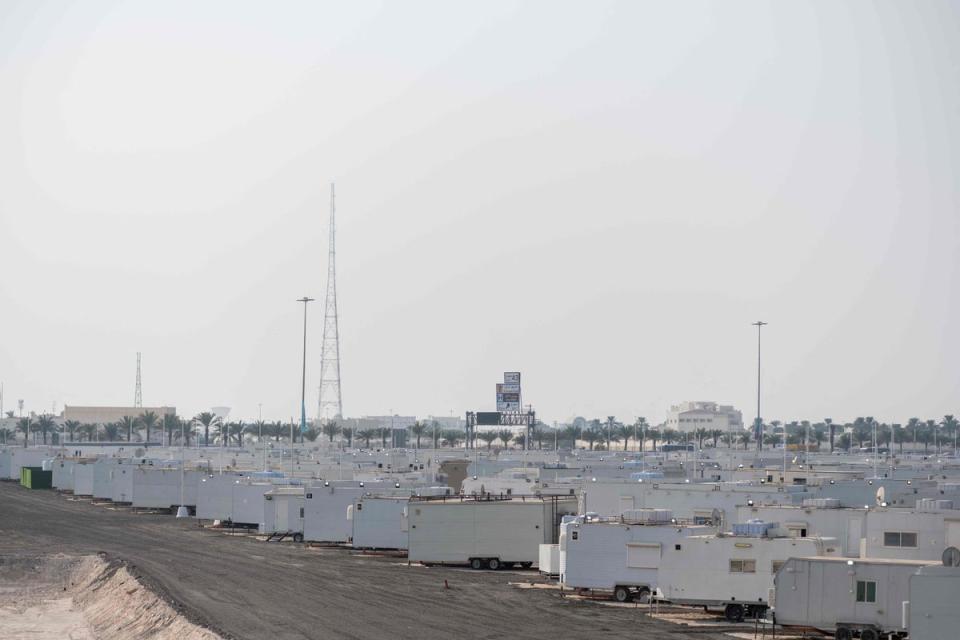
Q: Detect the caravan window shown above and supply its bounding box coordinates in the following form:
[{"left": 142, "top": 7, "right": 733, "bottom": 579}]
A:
[
  {"left": 729, "top": 559, "right": 756, "bottom": 573},
  {"left": 883, "top": 531, "right": 918, "bottom": 547},
  {"left": 771, "top": 561, "right": 785, "bottom": 574},
  {"left": 856, "top": 580, "right": 877, "bottom": 603}
]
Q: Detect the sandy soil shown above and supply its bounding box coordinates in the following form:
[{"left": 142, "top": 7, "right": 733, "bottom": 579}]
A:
[
  {"left": 0, "top": 481, "right": 730, "bottom": 640},
  {"left": 0, "top": 553, "right": 220, "bottom": 640}
]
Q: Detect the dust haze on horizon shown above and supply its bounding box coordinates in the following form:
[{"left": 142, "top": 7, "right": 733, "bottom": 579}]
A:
[{"left": 0, "top": 1, "right": 957, "bottom": 427}]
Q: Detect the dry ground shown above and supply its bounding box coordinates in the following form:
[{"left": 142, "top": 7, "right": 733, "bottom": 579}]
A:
[{"left": 0, "top": 481, "right": 734, "bottom": 640}]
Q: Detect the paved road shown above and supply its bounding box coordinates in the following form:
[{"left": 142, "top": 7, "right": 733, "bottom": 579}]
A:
[{"left": 0, "top": 482, "right": 722, "bottom": 640}]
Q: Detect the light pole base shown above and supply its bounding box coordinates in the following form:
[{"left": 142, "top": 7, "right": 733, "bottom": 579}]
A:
[{"left": 175, "top": 506, "right": 190, "bottom": 518}]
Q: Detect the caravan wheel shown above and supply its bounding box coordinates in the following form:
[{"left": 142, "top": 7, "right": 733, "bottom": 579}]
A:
[
  {"left": 724, "top": 604, "right": 744, "bottom": 622},
  {"left": 470, "top": 558, "right": 484, "bottom": 570},
  {"left": 520, "top": 562, "right": 533, "bottom": 569},
  {"left": 834, "top": 628, "right": 852, "bottom": 640},
  {"left": 292, "top": 533, "right": 304, "bottom": 543},
  {"left": 636, "top": 587, "right": 651, "bottom": 603},
  {"left": 487, "top": 558, "right": 501, "bottom": 571},
  {"left": 613, "top": 586, "right": 633, "bottom": 603},
  {"left": 859, "top": 630, "right": 879, "bottom": 640}
]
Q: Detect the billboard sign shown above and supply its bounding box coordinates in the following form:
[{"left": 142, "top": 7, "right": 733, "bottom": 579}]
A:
[{"left": 497, "top": 372, "right": 522, "bottom": 412}]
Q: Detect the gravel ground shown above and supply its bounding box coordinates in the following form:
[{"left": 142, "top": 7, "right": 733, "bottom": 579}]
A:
[{"left": 0, "top": 481, "right": 731, "bottom": 640}]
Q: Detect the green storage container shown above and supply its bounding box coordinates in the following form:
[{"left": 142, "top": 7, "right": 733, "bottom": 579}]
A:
[{"left": 20, "top": 466, "right": 53, "bottom": 489}]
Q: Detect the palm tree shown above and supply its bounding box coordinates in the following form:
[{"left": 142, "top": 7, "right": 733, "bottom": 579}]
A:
[
  {"left": 648, "top": 428, "right": 660, "bottom": 452},
  {"left": 233, "top": 421, "right": 246, "bottom": 446},
  {"left": 0, "top": 427, "right": 13, "bottom": 445},
  {"left": 380, "top": 427, "right": 389, "bottom": 449},
  {"left": 739, "top": 430, "right": 752, "bottom": 450},
  {"left": 35, "top": 415, "right": 56, "bottom": 445},
  {"left": 852, "top": 417, "right": 870, "bottom": 449},
  {"left": 214, "top": 421, "right": 231, "bottom": 446},
  {"left": 63, "top": 420, "right": 81, "bottom": 443},
  {"left": 194, "top": 412, "right": 220, "bottom": 447},
  {"left": 563, "top": 424, "right": 582, "bottom": 449},
  {"left": 838, "top": 433, "right": 852, "bottom": 452},
  {"left": 270, "top": 420, "right": 284, "bottom": 442},
  {"left": 584, "top": 427, "right": 598, "bottom": 451},
  {"left": 616, "top": 423, "right": 632, "bottom": 451},
  {"left": 763, "top": 432, "right": 781, "bottom": 448},
  {"left": 17, "top": 418, "right": 31, "bottom": 447},
  {"left": 824, "top": 418, "right": 834, "bottom": 453},
  {"left": 249, "top": 420, "right": 267, "bottom": 444},
  {"left": 161, "top": 414, "right": 179, "bottom": 447},
  {"left": 138, "top": 411, "right": 159, "bottom": 446},
  {"left": 322, "top": 421, "right": 341, "bottom": 444},
  {"left": 442, "top": 430, "right": 462, "bottom": 448},
  {"left": 103, "top": 422, "right": 122, "bottom": 441},
  {"left": 82, "top": 423, "right": 99, "bottom": 442},
  {"left": 303, "top": 426, "right": 320, "bottom": 442},
  {"left": 118, "top": 416, "right": 136, "bottom": 442},
  {"left": 357, "top": 428, "right": 375, "bottom": 448},
  {"left": 925, "top": 419, "right": 939, "bottom": 454},
  {"left": 943, "top": 415, "right": 958, "bottom": 455},
  {"left": 475, "top": 431, "right": 495, "bottom": 450}
]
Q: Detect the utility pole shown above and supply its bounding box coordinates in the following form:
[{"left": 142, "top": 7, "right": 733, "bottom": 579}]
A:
[
  {"left": 297, "top": 297, "right": 315, "bottom": 445},
  {"left": 752, "top": 321, "right": 767, "bottom": 452},
  {"left": 134, "top": 352, "right": 142, "bottom": 408}
]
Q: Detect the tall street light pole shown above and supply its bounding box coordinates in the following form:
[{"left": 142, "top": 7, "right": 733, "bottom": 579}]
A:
[
  {"left": 297, "top": 297, "right": 315, "bottom": 447},
  {"left": 752, "top": 321, "right": 768, "bottom": 452}
]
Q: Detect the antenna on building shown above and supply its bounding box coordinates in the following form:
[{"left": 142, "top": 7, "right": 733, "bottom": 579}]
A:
[
  {"left": 318, "top": 183, "right": 343, "bottom": 423},
  {"left": 134, "top": 352, "right": 143, "bottom": 408}
]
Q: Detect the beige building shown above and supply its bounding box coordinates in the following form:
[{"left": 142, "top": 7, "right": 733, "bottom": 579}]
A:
[
  {"left": 664, "top": 401, "right": 743, "bottom": 433},
  {"left": 62, "top": 405, "right": 176, "bottom": 424}
]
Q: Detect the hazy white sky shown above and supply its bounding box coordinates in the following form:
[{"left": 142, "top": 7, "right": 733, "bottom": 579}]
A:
[{"left": 0, "top": 1, "right": 957, "bottom": 426}]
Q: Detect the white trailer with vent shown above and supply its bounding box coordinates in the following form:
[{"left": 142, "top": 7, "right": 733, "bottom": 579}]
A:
[
  {"left": 560, "top": 511, "right": 712, "bottom": 602},
  {"left": 260, "top": 487, "right": 305, "bottom": 539},
  {"left": 773, "top": 556, "right": 938, "bottom": 639},
  {"left": 407, "top": 496, "right": 578, "bottom": 569},
  {"left": 351, "top": 496, "right": 411, "bottom": 550},
  {"left": 656, "top": 524, "right": 841, "bottom": 622},
  {"left": 303, "top": 482, "right": 389, "bottom": 543}
]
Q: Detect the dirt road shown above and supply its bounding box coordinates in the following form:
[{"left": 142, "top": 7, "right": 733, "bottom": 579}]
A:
[{"left": 0, "top": 482, "right": 726, "bottom": 640}]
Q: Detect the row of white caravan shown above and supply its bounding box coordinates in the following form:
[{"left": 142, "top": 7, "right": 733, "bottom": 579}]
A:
[
  {"left": 256, "top": 486, "right": 577, "bottom": 570},
  {"left": 553, "top": 509, "right": 841, "bottom": 621},
  {"left": 49, "top": 458, "right": 205, "bottom": 509}
]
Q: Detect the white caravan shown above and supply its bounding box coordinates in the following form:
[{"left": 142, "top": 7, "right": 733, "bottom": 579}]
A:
[
  {"left": 774, "top": 556, "right": 938, "bottom": 639},
  {"left": 131, "top": 467, "right": 202, "bottom": 509},
  {"left": 656, "top": 531, "right": 840, "bottom": 621},
  {"left": 407, "top": 496, "right": 577, "bottom": 569},
  {"left": 351, "top": 496, "right": 410, "bottom": 550},
  {"left": 303, "top": 482, "right": 393, "bottom": 543},
  {"left": 560, "top": 512, "right": 712, "bottom": 602},
  {"left": 260, "top": 487, "right": 305, "bottom": 539}
]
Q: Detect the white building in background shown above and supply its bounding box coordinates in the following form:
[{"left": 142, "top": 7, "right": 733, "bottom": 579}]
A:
[
  {"left": 424, "top": 416, "right": 466, "bottom": 431},
  {"left": 664, "top": 401, "right": 743, "bottom": 433}
]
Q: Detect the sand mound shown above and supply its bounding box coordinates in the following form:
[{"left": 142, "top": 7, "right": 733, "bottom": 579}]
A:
[{"left": 0, "top": 554, "right": 222, "bottom": 640}]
